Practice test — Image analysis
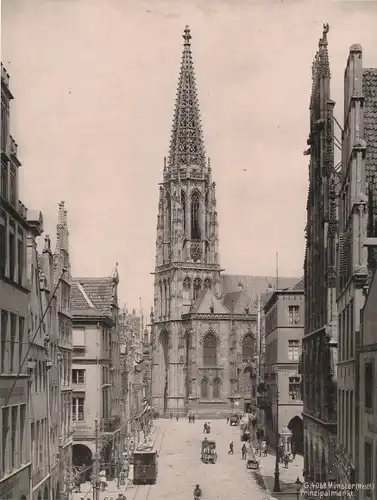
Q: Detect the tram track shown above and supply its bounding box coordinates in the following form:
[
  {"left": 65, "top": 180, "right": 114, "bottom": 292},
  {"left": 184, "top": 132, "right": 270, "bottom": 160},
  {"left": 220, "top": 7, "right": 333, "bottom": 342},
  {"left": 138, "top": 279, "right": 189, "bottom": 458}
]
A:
[{"left": 129, "top": 426, "right": 167, "bottom": 500}]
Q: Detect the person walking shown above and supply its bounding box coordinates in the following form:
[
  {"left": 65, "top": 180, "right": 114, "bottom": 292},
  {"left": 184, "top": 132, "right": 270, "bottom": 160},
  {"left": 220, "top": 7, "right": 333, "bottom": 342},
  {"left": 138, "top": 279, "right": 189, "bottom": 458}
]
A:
[
  {"left": 241, "top": 443, "right": 247, "bottom": 460},
  {"left": 228, "top": 441, "right": 234, "bottom": 455}
]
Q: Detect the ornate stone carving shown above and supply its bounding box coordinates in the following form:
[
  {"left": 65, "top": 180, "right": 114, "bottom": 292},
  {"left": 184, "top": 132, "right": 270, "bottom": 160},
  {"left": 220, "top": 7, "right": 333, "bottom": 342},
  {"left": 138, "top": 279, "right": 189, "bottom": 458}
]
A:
[
  {"left": 204, "top": 276, "right": 212, "bottom": 289},
  {"left": 190, "top": 242, "right": 202, "bottom": 262},
  {"left": 183, "top": 276, "right": 191, "bottom": 290}
]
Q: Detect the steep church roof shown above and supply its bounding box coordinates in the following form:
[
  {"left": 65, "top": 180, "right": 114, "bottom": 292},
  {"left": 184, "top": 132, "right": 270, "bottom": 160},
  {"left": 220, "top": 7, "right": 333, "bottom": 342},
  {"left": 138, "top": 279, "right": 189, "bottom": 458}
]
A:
[
  {"left": 190, "top": 288, "right": 231, "bottom": 314},
  {"left": 168, "top": 26, "right": 206, "bottom": 170},
  {"left": 221, "top": 274, "right": 300, "bottom": 305}
]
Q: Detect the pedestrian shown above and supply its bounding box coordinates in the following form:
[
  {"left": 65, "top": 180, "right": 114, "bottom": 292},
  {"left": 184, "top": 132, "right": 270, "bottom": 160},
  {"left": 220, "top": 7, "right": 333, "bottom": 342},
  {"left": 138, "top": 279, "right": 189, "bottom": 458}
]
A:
[
  {"left": 262, "top": 440, "right": 267, "bottom": 457},
  {"left": 203, "top": 422, "right": 207, "bottom": 433},
  {"left": 189, "top": 414, "right": 192, "bottom": 423},
  {"left": 226, "top": 416, "right": 229, "bottom": 424},
  {"left": 176, "top": 414, "right": 179, "bottom": 421},
  {"left": 99, "top": 469, "right": 107, "bottom": 491},
  {"left": 192, "top": 414, "right": 195, "bottom": 423},
  {"left": 170, "top": 412, "right": 173, "bottom": 420},
  {"left": 291, "top": 442, "right": 296, "bottom": 460},
  {"left": 241, "top": 443, "right": 247, "bottom": 460},
  {"left": 283, "top": 452, "right": 289, "bottom": 468},
  {"left": 228, "top": 441, "right": 234, "bottom": 454}
]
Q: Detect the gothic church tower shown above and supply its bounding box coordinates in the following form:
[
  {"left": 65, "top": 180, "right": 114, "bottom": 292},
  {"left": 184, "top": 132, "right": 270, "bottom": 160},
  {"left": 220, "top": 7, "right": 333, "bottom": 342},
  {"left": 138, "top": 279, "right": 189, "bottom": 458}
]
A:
[{"left": 151, "top": 27, "right": 222, "bottom": 414}]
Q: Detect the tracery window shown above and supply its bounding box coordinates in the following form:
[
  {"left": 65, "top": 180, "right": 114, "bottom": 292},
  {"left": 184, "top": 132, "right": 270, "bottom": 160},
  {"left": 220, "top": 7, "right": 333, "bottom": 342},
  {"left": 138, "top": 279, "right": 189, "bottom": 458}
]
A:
[
  {"left": 191, "top": 190, "right": 201, "bottom": 240},
  {"left": 193, "top": 277, "right": 201, "bottom": 301},
  {"left": 203, "top": 333, "right": 217, "bottom": 366},
  {"left": 181, "top": 191, "right": 186, "bottom": 235},
  {"left": 201, "top": 378, "right": 208, "bottom": 399},
  {"left": 213, "top": 378, "right": 220, "bottom": 399},
  {"left": 242, "top": 334, "right": 254, "bottom": 362}
]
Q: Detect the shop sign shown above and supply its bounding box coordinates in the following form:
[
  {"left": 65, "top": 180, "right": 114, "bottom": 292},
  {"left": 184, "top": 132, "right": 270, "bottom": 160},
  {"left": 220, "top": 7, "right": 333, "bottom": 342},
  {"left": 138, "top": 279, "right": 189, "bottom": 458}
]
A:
[{"left": 0, "top": 466, "right": 30, "bottom": 499}]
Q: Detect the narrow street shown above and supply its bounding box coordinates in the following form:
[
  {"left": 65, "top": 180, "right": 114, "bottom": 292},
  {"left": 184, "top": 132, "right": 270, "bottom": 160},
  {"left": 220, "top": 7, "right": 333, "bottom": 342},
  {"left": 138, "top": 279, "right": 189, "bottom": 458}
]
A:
[{"left": 123, "top": 418, "right": 270, "bottom": 500}]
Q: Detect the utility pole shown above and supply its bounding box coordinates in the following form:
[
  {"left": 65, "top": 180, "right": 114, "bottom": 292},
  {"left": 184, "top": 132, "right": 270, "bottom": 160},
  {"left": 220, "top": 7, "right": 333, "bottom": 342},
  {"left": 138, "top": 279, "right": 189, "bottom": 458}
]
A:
[{"left": 93, "top": 419, "right": 100, "bottom": 500}]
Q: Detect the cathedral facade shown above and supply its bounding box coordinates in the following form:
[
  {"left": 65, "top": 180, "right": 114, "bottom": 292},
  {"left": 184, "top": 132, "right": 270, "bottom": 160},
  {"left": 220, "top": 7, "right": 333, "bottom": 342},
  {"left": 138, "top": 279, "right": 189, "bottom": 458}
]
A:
[{"left": 150, "top": 27, "right": 298, "bottom": 417}]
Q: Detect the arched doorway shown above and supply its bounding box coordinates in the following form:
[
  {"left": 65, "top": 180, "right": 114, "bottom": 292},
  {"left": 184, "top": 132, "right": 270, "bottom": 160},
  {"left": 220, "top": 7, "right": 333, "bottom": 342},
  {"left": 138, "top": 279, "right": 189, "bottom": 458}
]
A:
[
  {"left": 72, "top": 444, "right": 93, "bottom": 482},
  {"left": 43, "top": 486, "right": 48, "bottom": 500},
  {"left": 288, "top": 415, "right": 304, "bottom": 454},
  {"left": 159, "top": 330, "right": 169, "bottom": 414}
]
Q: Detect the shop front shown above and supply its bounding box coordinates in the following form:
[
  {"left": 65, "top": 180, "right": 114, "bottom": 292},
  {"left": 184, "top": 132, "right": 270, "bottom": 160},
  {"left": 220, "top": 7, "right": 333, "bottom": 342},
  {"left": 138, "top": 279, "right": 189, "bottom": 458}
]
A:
[{"left": 0, "top": 465, "right": 31, "bottom": 500}]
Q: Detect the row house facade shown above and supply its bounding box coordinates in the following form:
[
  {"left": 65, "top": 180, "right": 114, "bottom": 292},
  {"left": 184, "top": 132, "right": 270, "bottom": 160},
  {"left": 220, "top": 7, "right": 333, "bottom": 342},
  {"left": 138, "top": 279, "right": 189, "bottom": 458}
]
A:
[
  {"left": 70, "top": 269, "right": 122, "bottom": 480},
  {"left": 335, "top": 45, "right": 377, "bottom": 494},
  {"left": 302, "top": 24, "right": 339, "bottom": 484},
  {"left": 0, "top": 63, "right": 32, "bottom": 500},
  {"left": 359, "top": 270, "right": 377, "bottom": 499},
  {"left": 261, "top": 280, "right": 305, "bottom": 453}
]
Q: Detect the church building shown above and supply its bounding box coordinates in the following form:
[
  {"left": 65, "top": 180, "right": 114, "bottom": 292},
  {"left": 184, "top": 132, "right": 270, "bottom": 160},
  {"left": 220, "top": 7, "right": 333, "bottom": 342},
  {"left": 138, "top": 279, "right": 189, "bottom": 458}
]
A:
[{"left": 150, "top": 27, "right": 299, "bottom": 418}]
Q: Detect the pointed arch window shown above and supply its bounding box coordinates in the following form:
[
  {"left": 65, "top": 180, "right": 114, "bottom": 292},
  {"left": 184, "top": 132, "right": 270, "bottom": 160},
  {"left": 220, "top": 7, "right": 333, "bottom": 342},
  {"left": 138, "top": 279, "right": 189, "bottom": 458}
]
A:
[
  {"left": 193, "top": 277, "right": 202, "bottom": 301},
  {"left": 242, "top": 334, "right": 255, "bottom": 362},
  {"left": 181, "top": 191, "right": 186, "bottom": 235},
  {"left": 166, "top": 193, "right": 171, "bottom": 237},
  {"left": 191, "top": 190, "right": 201, "bottom": 240},
  {"left": 201, "top": 378, "right": 209, "bottom": 399},
  {"left": 203, "top": 333, "right": 217, "bottom": 366},
  {"left": 159, "top": 282, "right": 163, "bottom": 318},
  {"left": 213, "top": 378, "right": 220, "bottom": 399}
]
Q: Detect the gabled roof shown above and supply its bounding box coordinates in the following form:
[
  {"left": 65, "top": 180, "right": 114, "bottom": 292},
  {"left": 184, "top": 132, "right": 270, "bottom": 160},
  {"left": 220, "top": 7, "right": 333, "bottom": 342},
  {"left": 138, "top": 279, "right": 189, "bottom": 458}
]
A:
[
  {"left": 222, "top": 290, "right": 257, "bottom": 315},
  {"left": 71, "top": 277, "right": 116, "bottom": 317},
  {"left": 221, "top": 274, "right": 300, "bottom": 304},
  {"left": 285, "top": 276, "right": 305, "bottom": 292},
  {"left": 190, "top": 288, "right": 230, "bottom": 314}
]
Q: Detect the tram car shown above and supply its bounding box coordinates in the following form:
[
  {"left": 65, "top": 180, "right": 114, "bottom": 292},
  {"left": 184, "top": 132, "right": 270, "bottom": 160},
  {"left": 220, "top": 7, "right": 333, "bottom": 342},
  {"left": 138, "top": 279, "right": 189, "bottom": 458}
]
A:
[{"left": 133, "top": 448, "right": 158, "bottom": 485}]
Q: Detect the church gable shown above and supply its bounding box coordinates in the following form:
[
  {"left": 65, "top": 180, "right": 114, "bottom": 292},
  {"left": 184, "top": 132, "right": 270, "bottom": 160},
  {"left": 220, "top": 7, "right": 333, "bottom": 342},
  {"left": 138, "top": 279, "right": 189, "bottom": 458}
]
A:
[{"left": 191, "top": 288, "right": 231, "bottom": 314}]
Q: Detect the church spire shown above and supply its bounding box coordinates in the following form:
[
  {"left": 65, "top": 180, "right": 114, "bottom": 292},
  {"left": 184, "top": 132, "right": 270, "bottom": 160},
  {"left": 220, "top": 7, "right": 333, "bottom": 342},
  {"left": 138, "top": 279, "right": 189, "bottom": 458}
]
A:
[{"left": 168, "top": 26, "right": 206, "bottom": 170}]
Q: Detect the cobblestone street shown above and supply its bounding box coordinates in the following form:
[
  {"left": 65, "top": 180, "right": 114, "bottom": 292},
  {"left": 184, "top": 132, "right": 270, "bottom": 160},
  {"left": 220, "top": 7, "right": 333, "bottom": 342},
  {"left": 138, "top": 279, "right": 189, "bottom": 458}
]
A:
[
  {"left": 124, "top": 418, "right": 271, "bottom": 500},
  {"left": 72, "top": 419, "right": 304, "bottom": 500}
]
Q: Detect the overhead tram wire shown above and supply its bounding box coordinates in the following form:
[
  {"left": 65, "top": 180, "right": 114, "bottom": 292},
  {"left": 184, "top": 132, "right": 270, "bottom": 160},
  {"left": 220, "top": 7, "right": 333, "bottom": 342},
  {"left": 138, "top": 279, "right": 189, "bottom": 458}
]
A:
[{"left": 4, "top": 267, "right": 67, "bottom": 408}]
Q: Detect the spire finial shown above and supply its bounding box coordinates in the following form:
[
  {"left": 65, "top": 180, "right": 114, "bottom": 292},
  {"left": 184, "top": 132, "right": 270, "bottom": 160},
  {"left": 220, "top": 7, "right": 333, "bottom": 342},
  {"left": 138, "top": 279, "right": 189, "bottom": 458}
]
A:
[{"left": 183, "top": 25, "right": 191, "bottom": 45}]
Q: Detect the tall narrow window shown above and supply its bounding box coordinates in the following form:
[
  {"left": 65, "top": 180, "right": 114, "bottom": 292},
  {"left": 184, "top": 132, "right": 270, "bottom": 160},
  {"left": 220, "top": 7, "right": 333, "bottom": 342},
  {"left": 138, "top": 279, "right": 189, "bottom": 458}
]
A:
[
  {"left": 9, "top": 228, "right": 15, "bottom": 281},
  {"left": 10, "top": 313, "right": 16, "bottom": 373},
  {"left": 0, "top": 222, "right": 6, "bottom": 279},
  {"left": 2, "top": 407, "right": 9, "bottom": 475},
  {"left": 201, "top": 378, "right": 208, "bottom": 399},
  {"left": 1, "top": 311, "right": 8, "bottom": 373},
  {"left": 11, "top": 406, "right": 17, "bottom": 470},
  {"left": 203, "top": 333, "right": 217, "bottom": 366},
  {"left": 242, "top": 335, "right": 254, "bottom": 362},
  {"left": 19, "top": 404, "right": 25, "bottom": 464},
  {"left": 364, "top": 362, "right": 374, "bottom": 410},
  {"left": 19, "top": 317, "right": 24, "bottom": 371},
  {"left": 213, "top": 378, "right": 220, "bottom": 399},
  {"left": 191, "top": 190, "right": 201, "bottom": 240},
  {"left": 17, "top": 233, "right": 23, "bottom": 286},
  {"left": 181, "top": 191, "right": 186, "bottom": 235},
  {"left": 9, "top": 165, "right": 16, "bottom": 207},
  {"left": 166, "top": 194, "right": 171, "bottom": 237},
  {"left": 1, "top": 162, "right": 7, "bottom": 198}
]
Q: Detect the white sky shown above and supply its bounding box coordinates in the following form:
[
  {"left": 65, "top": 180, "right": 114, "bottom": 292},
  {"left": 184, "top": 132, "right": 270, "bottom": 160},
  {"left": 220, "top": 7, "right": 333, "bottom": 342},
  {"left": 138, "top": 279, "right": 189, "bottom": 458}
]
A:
[{"left": 2, "top": 0, "right": 377, "bottom": 312}]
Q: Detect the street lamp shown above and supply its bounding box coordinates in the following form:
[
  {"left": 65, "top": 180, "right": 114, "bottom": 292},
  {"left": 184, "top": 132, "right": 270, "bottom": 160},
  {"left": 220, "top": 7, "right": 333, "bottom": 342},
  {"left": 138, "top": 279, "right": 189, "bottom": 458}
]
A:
[
  {"left": 257, "top": 380, "right": 281, "bottom": 493},
  {"left": 295, "top": 477, "right": 302, "bottom": 500}
]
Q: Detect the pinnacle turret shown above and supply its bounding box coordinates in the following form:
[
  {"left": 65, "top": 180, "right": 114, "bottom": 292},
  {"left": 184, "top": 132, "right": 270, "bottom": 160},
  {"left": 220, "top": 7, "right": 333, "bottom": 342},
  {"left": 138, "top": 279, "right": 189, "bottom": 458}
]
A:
[{"left": 168, "top": 26, "right": 206, "bottom": 170}]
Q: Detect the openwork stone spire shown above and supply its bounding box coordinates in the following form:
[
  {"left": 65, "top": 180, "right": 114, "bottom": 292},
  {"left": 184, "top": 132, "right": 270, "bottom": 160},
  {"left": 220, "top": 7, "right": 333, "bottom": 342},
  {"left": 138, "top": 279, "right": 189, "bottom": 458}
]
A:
[{"left": 168, "top": 26, "right": 206, "bottom": 170}]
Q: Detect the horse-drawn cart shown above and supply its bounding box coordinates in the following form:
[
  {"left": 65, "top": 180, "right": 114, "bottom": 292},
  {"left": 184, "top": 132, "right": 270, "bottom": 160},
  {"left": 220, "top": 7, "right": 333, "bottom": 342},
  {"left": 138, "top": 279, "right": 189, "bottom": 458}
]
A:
[{"left": 201, "top": 439, "right": 217, "bottom": 464}]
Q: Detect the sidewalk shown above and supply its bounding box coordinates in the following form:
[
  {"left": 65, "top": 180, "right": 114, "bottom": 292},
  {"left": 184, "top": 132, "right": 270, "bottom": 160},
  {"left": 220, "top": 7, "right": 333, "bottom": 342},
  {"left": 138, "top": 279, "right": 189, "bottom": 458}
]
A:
[
  {"left": 72, "top": 423, "right": 162, "bottom": 500},
  {"left": 255, "top": 451, "right": 304, "bottom": 500}
]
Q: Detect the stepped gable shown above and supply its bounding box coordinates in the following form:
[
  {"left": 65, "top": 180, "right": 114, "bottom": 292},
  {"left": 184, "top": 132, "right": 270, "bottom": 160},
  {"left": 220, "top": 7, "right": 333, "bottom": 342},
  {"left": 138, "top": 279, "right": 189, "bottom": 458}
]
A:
[{"left": 71, "top": 277, "right": 114, "bottom": 316}]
